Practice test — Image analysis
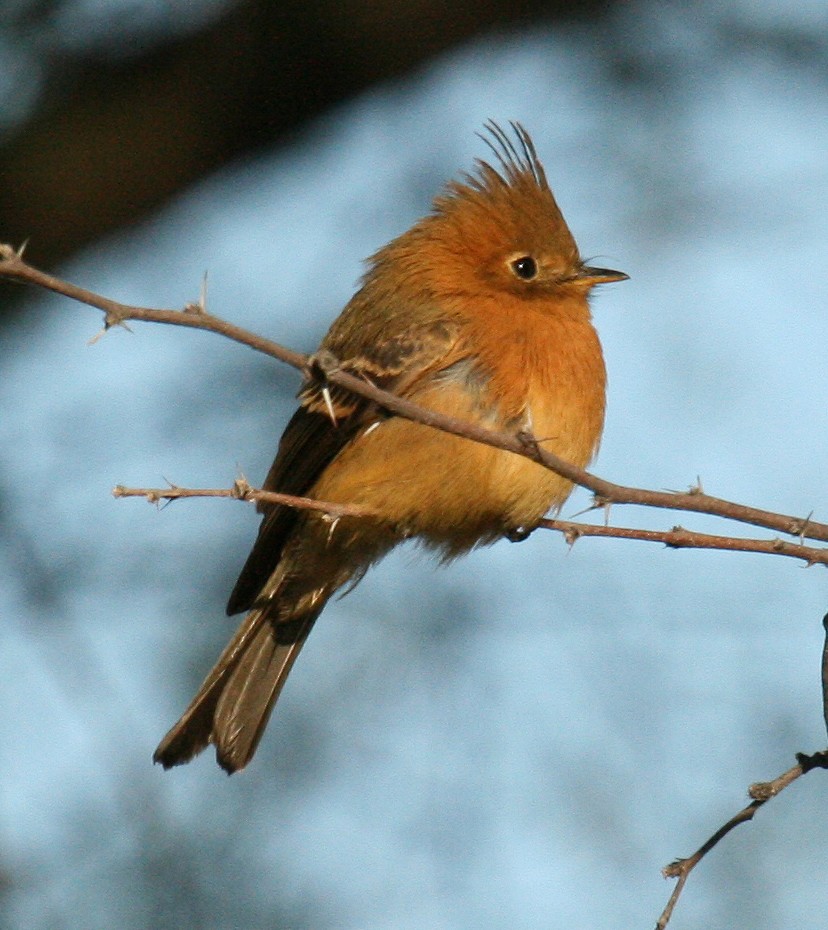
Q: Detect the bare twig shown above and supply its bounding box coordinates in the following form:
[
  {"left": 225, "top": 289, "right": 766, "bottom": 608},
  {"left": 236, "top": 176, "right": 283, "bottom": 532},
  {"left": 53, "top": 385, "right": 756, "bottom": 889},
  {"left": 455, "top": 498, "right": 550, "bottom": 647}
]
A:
[
  {"left": 657, "top": 750, "right": 828, "bottom": 929},
  {"left": 112, "top": 479, "right": 375, "bottom": 520},
  {"left": 109, "top": 480, "right": 828, "bottom": 567},
  {"left": 3, "top": 245, "right": 827, "bottom": 550},
  {"left": 540, "top": 519, "right": 828, "bottom": 566},
  {"left": 657, "top": 615, "right": 828, "bottom": 930},
  {"left": 0, "top": 244, "right": 306, "bottom": 369}
]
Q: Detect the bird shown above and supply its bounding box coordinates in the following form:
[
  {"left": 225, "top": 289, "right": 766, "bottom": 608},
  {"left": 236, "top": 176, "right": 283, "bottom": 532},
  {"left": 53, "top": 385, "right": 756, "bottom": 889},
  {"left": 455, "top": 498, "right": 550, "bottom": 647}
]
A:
[{"left": 153, "top": 122, "right": 627, "bottom": 773}]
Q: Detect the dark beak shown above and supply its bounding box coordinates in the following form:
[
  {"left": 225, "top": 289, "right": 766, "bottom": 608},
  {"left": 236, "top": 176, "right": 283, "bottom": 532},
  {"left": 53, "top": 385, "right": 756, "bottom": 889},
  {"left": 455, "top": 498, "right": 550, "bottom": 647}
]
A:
[{"left": 577, "top": 265, "right": 629, "bottom": 285}]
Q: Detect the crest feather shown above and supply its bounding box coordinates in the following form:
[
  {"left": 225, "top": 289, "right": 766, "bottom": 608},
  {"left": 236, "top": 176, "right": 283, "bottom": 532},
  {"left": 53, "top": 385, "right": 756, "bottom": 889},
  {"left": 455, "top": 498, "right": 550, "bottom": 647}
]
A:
[{"left": 474, "top": 120, "right": 548, "bottom": 189}]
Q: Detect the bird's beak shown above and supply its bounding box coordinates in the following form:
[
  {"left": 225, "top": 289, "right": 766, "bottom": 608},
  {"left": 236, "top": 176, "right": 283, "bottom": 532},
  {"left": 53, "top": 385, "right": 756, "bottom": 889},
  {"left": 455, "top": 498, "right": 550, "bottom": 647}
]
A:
[{"left": 576, "top": 265, "right": 629, "bottom": 286}]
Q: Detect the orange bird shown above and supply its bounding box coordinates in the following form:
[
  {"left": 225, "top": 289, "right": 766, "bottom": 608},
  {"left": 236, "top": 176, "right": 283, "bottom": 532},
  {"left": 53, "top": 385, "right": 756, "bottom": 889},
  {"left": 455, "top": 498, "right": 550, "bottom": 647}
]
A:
[{"left": 154, "top": 122, "right": 627, "bottom": 773}]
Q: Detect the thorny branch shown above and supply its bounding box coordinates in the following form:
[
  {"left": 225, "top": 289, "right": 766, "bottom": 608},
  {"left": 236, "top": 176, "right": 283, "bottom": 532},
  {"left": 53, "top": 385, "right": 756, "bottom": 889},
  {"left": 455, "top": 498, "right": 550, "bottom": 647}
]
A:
[
  {"left": 655, "top": 612, "right": 828, "bottom": 928},
  {"left": 112, "top": 479, "right": 374, "bottom": 519},
  {"left": 110, "top": 482, "right": 828, "bottom": 567},
  {"left": 540, "top": 518, "right": 828, "bottom": 566},
  {"left": 2, "top": 243, "right": 827, "bottom": 561},
  {"left": 655, "top": 753, "right": 828, "bottom": 929}
]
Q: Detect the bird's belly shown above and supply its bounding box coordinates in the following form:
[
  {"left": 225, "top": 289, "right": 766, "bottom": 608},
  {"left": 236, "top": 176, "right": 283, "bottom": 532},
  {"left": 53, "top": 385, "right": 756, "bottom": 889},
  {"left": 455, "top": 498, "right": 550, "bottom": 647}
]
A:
[{"left": 311, "top": 379, "right": 598, "bottom": 557}]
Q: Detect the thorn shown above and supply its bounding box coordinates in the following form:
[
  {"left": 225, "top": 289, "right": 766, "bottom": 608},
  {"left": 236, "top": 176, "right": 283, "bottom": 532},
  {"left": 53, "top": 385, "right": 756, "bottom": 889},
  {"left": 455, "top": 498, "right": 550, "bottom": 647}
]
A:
[
  {"left": 796, "top": 511, "right": 814, "bottom": 545},
  {"left": 516, "top": 428, "right": 541, "bottom": 458},
  {"left": 304, "top": 351, "right": 341, "bottom": 426},
  {"left": 16, "top": 238, "right": 29, "bottom": 258},
  {"left": 568, "top": 503, "right": 594, "bottom": 518},
  {"left": 87, "top": 327, "right": 107, "bottom": 345},
  {"left": 200, "top": 271, "right": 208, "bottom": 312},
  {"left": 233, "top": 477, "right": 253, "bottom": 499},
  {"left": 321, "top": 385, "right": 338, "bottom": 426},
  {"left": 184, "top": 272, "right": 209, "bottom": 313},
  {"left": 357, "top": 369, "right": 377, "bottom": 389},
  {"left": 88, "top": 312, "right": 132, "bottom": 344},
  {"left": 157, "top": 479, "right": 176, "bottom": 505},
  {"left": 689, "top": 476, "right": 704, "bottom": 495},
  {"left": 562, "top": 526, "right": 581, "bottom": 548},
  {"left": 569, "top": 494, "right": 609, "bottom": 519},
  {"left": 325, "top": 515, "right": 341, "bottom": 545}
]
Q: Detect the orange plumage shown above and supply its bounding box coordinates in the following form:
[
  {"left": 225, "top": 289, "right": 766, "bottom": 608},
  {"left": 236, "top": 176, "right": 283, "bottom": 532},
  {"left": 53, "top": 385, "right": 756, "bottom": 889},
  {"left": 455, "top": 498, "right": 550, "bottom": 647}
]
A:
[{"left": 154, "top": 122, "right": 627, "bottom": 772}]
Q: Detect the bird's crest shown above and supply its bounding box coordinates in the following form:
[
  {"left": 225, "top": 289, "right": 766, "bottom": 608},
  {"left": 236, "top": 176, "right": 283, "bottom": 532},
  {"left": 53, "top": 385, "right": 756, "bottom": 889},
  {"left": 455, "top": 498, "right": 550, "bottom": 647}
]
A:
[
  {"left": 472, "top": 120, "right": 549, "bottom": 191},
  {"left": 363, "top": 121, "right": 576, "bottom": 292},
  {"left": 434, "top": 121, "right": 556, "bottom": 217}
]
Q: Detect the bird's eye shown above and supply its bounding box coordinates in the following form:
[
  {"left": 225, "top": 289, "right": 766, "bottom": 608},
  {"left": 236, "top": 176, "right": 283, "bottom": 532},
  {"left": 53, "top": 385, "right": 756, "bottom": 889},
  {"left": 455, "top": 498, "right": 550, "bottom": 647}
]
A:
[{"left": 510, "top": 256, "right": 538, "bottom": 280}]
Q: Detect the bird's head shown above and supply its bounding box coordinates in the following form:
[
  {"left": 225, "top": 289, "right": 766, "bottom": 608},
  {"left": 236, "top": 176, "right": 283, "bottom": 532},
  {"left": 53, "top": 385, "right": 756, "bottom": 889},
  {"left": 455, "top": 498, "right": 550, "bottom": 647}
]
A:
[{"left": 367, "top": 122, "right": 626, "bottom": 305}]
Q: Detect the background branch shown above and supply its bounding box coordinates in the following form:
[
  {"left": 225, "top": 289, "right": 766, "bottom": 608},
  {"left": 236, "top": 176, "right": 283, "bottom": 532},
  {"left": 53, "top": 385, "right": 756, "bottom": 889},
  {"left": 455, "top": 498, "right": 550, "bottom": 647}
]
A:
[
  {"left": 656, "top": 609, "right": 828, "bottom": 928},
  {"left": 656, "top": 750, "right": 828, "bottom": 929}
]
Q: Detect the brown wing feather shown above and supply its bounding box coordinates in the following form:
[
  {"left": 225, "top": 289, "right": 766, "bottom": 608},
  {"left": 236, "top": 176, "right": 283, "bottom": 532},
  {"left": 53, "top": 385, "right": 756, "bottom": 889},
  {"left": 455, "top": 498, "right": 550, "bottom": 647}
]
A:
[
  {"left": 226, "top": 404, "right": 371, "bottom": 615},
  {"left": 157, "top": 316, "right": 463, "bottom": 770},
  {"left": 227, "top": 316, "right": 462, "bottom": 616}
]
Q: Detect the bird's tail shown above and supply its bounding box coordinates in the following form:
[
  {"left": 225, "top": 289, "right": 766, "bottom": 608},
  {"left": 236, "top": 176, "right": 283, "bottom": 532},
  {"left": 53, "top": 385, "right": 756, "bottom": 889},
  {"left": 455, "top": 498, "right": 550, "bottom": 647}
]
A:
[{"left": 153, "top": 597, "right": 326, "bottom": 774}]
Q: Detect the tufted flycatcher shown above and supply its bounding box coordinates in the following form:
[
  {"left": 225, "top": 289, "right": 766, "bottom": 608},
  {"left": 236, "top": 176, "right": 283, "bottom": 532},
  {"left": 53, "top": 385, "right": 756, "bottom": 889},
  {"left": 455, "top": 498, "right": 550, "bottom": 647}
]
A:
[{"left": 154, "top": 122, "right": 627, "bottom": 773}]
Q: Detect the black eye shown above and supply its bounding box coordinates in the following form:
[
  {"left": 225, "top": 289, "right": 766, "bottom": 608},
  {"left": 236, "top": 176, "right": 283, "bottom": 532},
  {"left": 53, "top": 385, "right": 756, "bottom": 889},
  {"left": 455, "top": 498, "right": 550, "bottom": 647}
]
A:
[{"left": 510, "top": 256, "right": 538, "bottom": 280}]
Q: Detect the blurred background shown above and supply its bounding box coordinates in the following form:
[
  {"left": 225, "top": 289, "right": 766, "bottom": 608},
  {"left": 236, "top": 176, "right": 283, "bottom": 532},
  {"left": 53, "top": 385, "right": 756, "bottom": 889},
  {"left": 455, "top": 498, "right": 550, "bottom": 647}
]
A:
[{"left": 2, "top": 1, "right": 827, "bottom": 927}]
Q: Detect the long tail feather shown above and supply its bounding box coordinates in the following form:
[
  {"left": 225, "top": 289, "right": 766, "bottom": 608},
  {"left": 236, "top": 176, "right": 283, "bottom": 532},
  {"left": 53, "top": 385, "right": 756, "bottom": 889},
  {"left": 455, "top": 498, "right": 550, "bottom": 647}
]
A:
[
  {"left": 153, "top": 604, "right": 322, "bottom": 773},
  {"left": 212, "top": 611, "right": 318, "bottom": 772}
]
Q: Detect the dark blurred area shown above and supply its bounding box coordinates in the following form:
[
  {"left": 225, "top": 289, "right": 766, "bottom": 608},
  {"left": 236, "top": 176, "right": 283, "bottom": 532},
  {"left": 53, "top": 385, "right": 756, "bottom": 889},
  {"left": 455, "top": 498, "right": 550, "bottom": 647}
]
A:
[{"left": 0, "top": 0, "right": 616, "bottom": 290}]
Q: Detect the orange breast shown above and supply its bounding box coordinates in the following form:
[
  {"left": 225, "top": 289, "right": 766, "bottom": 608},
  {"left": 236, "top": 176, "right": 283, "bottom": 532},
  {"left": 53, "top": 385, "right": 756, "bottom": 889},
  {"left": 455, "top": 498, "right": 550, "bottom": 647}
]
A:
[{"left": 312, "top": 292, "right": 606, "bottom": 557}]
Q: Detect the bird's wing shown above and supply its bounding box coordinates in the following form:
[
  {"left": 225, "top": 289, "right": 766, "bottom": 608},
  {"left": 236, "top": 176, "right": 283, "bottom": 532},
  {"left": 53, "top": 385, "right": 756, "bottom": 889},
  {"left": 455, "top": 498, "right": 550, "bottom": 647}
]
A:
[{"left": 226, "top": 316, "right": 461, "bottom": 615}]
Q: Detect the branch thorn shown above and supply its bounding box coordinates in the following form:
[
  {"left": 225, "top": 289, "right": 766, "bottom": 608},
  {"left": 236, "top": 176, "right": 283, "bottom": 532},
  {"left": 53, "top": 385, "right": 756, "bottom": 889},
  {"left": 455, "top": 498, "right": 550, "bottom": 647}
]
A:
[
  {"left": 184, "top": 271, "right": 209, "bottom": 314},
  {"left": 516, "top": 428, "right": 542, "bottom": 460}
]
